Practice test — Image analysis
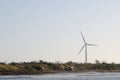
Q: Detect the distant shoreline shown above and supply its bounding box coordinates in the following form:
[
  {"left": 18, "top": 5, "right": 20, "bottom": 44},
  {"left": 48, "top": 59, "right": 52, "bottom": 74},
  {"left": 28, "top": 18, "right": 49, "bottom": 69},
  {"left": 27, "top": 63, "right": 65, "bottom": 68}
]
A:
[
  {"left": 0, "top": 60, "right": 120, "bottom": 76},
  {"left": 1, "top": 70, "right": 120, "bottom": 76}
]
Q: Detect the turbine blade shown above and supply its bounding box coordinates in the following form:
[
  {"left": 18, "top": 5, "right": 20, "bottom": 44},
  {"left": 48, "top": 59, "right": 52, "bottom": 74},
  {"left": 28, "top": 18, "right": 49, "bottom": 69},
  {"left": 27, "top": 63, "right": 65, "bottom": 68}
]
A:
[
  {"left": 87, "top": 44, "right": 98, "bottom": 46},
  {"left": 80, "top": 32, "right": 86, "bottom": 43},
  {"left": 78, "top": 45, "right": 85, "bottom": 55}
]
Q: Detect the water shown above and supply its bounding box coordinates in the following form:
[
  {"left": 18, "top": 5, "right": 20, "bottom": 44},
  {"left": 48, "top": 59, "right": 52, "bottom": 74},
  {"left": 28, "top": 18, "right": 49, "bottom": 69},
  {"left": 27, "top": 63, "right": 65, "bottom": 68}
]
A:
[{"left": 0, "top": 72, "right": 120, "bottom": 80}]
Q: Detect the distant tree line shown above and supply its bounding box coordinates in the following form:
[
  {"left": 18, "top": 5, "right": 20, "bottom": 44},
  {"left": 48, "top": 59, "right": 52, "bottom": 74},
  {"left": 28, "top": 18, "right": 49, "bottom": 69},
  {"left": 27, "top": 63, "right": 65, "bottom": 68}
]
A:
[{"left": 0, "top": 60, "right": 120, "bottom": 75}]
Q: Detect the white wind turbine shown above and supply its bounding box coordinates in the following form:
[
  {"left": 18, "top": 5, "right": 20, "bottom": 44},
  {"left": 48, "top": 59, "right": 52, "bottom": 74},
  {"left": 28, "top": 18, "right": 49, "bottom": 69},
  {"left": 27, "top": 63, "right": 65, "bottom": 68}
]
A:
[{"left": 78, "top": 32, "right": 98, "bottom": 63}]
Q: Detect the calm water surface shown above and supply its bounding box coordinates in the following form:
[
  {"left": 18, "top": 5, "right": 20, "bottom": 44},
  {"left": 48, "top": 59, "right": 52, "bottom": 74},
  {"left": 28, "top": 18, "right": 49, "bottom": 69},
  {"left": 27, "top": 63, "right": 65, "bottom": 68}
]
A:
[{"left": 0, "top": 72, "right": 120, "bottom": 80}]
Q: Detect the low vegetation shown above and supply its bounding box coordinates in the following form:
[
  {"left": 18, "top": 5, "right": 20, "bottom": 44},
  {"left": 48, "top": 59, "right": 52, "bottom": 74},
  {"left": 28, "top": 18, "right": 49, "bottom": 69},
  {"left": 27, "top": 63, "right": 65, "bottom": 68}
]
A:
[{"left": 0, "top": 60, "right": 120, "bottom": 75}]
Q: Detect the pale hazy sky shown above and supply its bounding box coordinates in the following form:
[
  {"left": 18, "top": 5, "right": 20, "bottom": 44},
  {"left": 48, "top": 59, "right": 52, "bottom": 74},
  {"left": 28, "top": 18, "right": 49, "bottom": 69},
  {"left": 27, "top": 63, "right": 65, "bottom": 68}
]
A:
[{"left": 0, "top": 0, "right": 120, "bottom": 63}]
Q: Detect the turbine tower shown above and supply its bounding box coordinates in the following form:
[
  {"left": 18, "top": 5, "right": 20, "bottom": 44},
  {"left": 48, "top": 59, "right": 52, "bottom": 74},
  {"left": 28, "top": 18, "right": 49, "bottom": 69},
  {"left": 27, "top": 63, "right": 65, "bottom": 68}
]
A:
[{"left": 78, "top": 32, "right": 98, "bottom": 63}]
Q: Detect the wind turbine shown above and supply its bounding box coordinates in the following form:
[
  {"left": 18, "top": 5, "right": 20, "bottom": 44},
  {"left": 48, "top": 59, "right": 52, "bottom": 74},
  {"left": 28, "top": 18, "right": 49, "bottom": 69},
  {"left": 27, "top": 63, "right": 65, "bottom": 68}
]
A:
[{"left": 78, "top": 32, "right": 98, "bottom": 63}]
